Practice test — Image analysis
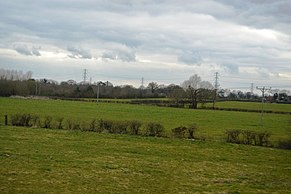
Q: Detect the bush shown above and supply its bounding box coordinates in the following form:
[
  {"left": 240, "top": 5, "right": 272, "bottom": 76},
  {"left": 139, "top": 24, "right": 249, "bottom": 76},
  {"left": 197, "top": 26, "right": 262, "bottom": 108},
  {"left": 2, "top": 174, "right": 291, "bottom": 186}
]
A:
[
  {"left": 30, "top": 115, "right": 40, "bottom": 127},
  {"left": 188, "top": 123, "right": 197, "bottom": 139},
  {"left": 255, "top": 131, "right": 271, "bottom": 146},
  {"left": 99, "top": 119, "right": 114, "bottom": 132},
  {"left": 66, "top": 119, "right": 80, "bottom": 130},
  {"left": 226, "top": 129, "right": 242, "bottom": 144},
  {"left": 56, "top": 117, "right": 64, "bottom": 129},
  {"left": 11, "top": 113, "right": 32, "bottom": 126},
  {"left": 128, "top": 120, "right": 142, "bottom": 135},
  {"left": 172, "top": 126, "right": 187, "bottom": 138},
  {"left": 111, "top": 121, "right": 128, "bottom": 134},
  {"left": 88, "top": 119, "right": 102, "bottom": 132},
  {"left": 226, "top": 129, "right": 272, "bottom": 147},
  {"left": 242, "top": 130, "right": 256, "bottom": 145},
  {"left": 42, "top": 116, "right": 52, "bottom": 128},
  {"left": 144, "top": 122, "right": 165, "bottom": 137}
]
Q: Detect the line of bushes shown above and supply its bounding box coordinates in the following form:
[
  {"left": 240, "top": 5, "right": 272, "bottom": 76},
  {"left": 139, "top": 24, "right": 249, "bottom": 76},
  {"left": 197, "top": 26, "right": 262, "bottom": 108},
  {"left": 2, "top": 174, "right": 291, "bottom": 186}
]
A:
[
  {"left": 8, "top": 113, "right": 291, "bottom": 149},
  {"left": 225, "top": 129, "right": 272, "bottom": 147},
  {"left": 225, "top": 129, "right": 291, "bottom": 150},
  {"left": 10, "top": 113, "right": 196, "bottom": 139}
]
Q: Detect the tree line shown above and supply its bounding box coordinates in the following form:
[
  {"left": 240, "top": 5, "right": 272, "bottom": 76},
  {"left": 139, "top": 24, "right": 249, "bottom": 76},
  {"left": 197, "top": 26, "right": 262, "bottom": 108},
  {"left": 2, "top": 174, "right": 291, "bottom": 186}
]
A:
[{"left": 1, "top": 68, "right": 290, "bottom": 107}]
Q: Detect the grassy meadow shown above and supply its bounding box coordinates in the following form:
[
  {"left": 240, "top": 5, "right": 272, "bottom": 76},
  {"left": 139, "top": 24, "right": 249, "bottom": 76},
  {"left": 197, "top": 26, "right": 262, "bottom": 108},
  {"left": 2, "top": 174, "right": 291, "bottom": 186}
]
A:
[
  {"left": 1, "top": 126, "right": 291, "bottom": 193},
  {"left": 206, "top": 101, "right": 291, "bottom": 113},
  {"left": 0, "top": 97, "right": 290, "bottom": 142},
  {"left": 1, "top": 97, "right": 291, "bottom": 193}
]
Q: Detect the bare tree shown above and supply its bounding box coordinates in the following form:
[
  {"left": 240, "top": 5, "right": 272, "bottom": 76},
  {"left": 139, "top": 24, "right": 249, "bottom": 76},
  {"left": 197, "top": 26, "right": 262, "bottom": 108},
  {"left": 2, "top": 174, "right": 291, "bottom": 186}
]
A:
[
  {"left": 147, "top": 82, "right": 159, "bottom": 93},
  {"left": 0, "top": 68, "right": 32, "bottom": 81},
  {"left": 181, "top": 74, "right": 213, "bottom": 109}
]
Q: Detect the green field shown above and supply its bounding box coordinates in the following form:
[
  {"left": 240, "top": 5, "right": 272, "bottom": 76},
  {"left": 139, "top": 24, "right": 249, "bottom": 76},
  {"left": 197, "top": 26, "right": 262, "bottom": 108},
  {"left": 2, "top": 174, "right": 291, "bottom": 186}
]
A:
[
  {"left": 1, "top": 126, "right": 291, "bottom": 193},
  {"left": 0, "top": 97, "right": 290, "bottom": 142},
  {"left": 208, "top": 101, "right": 291, "bottom": 113}
]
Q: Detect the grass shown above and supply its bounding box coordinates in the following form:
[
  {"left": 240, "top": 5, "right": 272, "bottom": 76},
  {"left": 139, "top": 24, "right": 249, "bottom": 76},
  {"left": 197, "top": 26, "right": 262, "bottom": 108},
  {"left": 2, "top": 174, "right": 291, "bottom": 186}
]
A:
[
  {"left": 1, "top": 126, "right": 291, "bottom": 193},
  {"left": 207, "top": 101, "right": 291, "bottom": 113},
  {"left": 0, "top": 97, "right": 290, "bottom": 142}
]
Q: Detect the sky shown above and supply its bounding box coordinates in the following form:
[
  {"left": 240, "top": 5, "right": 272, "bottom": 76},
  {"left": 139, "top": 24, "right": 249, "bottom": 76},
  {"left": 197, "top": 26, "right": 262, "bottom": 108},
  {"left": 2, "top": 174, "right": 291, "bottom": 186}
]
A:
[{"left": 0, "top": 0, "right": 291, "bottom": 91}]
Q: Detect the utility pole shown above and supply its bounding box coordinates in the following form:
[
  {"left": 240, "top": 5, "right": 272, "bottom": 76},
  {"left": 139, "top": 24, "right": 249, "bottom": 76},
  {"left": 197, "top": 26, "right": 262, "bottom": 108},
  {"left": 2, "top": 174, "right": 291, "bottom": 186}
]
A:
[
  {"left": 256, "top": 86, "right": 271, "bottom": 128},
  {"left": 213, "top": 72, "right": 219, "bottom": 109},
  {"left": 35, "top": 81, "right": 38, "bottom": 96},
  {"left": 83, "top": 69, "right": 87, "bottom": 84},
  {"left": 141, "top": 77, "right": 144, "bottom": 88},
  {"left": 251, "top": 83, "right": 254, "bottom": 94},
  {"left": 250, "top": 83, "right": 254, "bottom": 99},
  {"left": 96, "top": 83, "right": 100, "bottom": 103}
]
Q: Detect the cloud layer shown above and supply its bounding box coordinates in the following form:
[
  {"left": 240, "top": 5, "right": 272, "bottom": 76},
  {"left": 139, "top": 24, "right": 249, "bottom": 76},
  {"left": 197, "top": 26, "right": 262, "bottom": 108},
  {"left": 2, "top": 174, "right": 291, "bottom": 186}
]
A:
[{"left": 0, "top": 0, "right": 290, "bottom": 89}]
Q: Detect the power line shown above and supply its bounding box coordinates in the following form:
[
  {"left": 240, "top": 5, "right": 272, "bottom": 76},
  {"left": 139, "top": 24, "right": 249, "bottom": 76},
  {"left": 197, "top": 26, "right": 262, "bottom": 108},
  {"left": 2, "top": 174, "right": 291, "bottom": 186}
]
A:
[
  {"left": 83, "top": 69, "right": 87, "bottom": 83},
  {"left": 214, "top": 72, "right": 219, "bottom": 90},
  {"left": 256, "top": 86, "right": 271, "bottom": 128},
  {"left": 213, "top": 72, "right": 219, "bottom": 108},
  {"left": 141, "top": 77, "right": 144, "bottom": 87}
]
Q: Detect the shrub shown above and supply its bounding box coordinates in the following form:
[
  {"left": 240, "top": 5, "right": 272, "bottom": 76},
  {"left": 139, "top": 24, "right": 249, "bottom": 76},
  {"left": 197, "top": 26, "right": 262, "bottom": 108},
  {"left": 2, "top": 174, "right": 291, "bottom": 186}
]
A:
[
  {"left": 255, "top": 131, "right": 271, "bottom": 146},
  {"left": 128, "top": 120, "right": 142, "bottom": 135},
  {"left": 56, "top": 117, "right": 64, "bottom": 129},
  {"left": 172, "top": 126, "right": 187, "bottom": 138},
  {"left": 66, "top": 119, "right": 73, "bottom": 130},
  {"left": 30, "top": 115, "right": 40, "bottom": 127},
  {"left": 11, "top": 113, "right": 32, "bottom": 126},
  {"left": 99, "top": 119, "right": 114, "bottom": 132},
  {"left": 88, "top": 119, "right": 102, "bottom": 132},
  {"left": 42, "top": 116, "right": 52, "bottom": 128},
  {"left": 226, "top": 129, "right": 242, "bottom": 144},
  {"left": 226, "top": 129, "right": 272, "bottom": 147},
  {"left": 188, "top": 123, "right": 197, "bottom": 139},
  {"left": 242, "top": 130, "right": 256, "bottom": 145},
  {"left": 111, "top": 121, "right": 128, "bottom": 134},
  {"left": 144, "top": 122, "right": 165, "bottom": 137}
]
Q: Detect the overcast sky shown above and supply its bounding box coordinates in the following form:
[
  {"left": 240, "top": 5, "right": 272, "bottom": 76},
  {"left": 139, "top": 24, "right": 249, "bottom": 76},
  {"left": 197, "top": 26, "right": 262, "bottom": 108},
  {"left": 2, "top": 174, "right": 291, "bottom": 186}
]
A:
[{"left": 0, "top": 0, "right": 290, "bottom": 90}]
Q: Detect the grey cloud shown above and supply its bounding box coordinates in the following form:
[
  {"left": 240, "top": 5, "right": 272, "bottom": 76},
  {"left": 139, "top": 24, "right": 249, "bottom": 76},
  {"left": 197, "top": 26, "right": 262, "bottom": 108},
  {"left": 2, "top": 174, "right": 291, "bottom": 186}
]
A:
[
  {"left": 223, "top": 64, "right": 239, "bottom": 74},
  {"left": 67, "top": 46, "right": 92, "bottom": 59},
  {"left": 14, "top": 45, "right": 41, "bottom": 56},
  {"left": 14, "top": 45, "right": 32, "bottom": 56},
  {"left": 102, "top": 50, "right": 136, "bottom": 62},
  {"left": 178, "top": 51, "right": 203, "bottom": 65},
  {"left": 217, "top": 0, "right": 291, "bottom": 34},
  {"left": 102, "top": 51, "right": 116, "bottom": 60},
  {"left": 32, "top": 47, "right": 41, "bottom": 56},
  {"left": 1, "top": 0, "right": 291, "bottom": 88}
]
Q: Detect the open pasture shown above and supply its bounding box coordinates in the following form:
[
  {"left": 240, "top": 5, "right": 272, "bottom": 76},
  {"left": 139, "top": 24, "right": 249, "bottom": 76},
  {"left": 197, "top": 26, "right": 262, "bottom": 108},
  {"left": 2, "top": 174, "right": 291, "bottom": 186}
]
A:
[
  {"left": 1, "top": 126, "right": 291, "bottom": 193},
  {"left": 0, "top": 97, "right": 290, "bottom": 142},
  {"left": 206, "top": 101, "right": 291, "bottom": 113}
]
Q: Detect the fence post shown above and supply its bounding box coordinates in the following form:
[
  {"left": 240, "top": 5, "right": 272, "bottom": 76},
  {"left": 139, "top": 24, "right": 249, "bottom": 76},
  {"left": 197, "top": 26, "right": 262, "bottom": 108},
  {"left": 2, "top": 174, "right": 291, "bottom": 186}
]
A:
[{"left": 5, "top": 115, "right": 8, "bottom": 125}]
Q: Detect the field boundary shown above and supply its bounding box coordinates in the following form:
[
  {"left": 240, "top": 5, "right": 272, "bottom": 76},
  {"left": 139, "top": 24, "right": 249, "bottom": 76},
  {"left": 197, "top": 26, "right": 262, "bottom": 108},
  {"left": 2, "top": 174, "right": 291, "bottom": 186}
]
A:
[{"left": 48, "top": 96, "right": 291, "bottom": 115}]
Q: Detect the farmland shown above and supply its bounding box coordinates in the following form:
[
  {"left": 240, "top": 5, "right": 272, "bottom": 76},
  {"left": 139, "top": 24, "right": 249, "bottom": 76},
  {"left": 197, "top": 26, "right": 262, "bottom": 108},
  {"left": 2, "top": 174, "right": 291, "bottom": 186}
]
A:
[
  {"left": 1, "top": 97, "right": 291, "bottom": 193},
  {"left": 206, "top": 101, "right": 291, "bottom": 113},
  {"left": 1, "top": 126, "right": 291, "bottom": 193},
  {"left": 0, "top": 97, "right": 290, "bottom": 141}
]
